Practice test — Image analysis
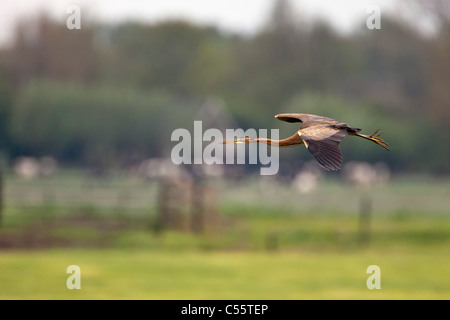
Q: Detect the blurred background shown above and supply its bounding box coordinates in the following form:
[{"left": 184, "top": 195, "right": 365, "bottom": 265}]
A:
[{"left": 0, "top": 0, "right": 449, "bottom": 299}]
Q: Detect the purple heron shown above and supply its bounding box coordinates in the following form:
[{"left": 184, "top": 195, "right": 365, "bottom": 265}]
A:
[{"left": 222, "top": 113, "right": 389, "bottom": 171}]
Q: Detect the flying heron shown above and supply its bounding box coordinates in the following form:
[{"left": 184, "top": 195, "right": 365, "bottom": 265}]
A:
[{"left": 221, "top": 113, "right": 389, "bottom": 171}]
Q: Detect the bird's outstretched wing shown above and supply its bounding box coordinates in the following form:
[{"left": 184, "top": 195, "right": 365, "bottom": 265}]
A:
[
  {"left": 298, "top": 125, "right": 347, "bottom": 171},
  {"left": 275, "top": 113, "right": 335, "bottom": 123}
]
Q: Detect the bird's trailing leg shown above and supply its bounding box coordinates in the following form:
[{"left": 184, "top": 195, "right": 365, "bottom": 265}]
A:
[
  {"left": 370, "top": 129, "right": 381, "bottom": 139},
  {"left": 351, "top": 129, "right": 389, "bottom": 151},
  {"left": 368, "top": 129, "right": 389, "bottom": 150}
]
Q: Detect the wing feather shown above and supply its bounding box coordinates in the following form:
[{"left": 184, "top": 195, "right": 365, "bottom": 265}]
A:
[
  {"left": 275, "top": 113, "right": 335, "bottom": 123},
  {"left": 299, "top": 126, "right": 347, "bottom": 171}
]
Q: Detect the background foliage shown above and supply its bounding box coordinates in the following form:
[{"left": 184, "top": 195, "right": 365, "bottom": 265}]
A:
[{"left": 0, "top": 0, "right": 449, "bottom": 173}]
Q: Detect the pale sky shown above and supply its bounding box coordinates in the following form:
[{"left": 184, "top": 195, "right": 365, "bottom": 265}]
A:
[{"left": 0, "top": 0, "right": 406, "bottom": 47}]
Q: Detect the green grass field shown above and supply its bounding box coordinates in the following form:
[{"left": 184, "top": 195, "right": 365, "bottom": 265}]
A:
[
  {"left": 1, "top": 172, "right": 450, "bottom": 299},
  {"left": 1, "top": 247, "right": 450, "bottom": 299}
]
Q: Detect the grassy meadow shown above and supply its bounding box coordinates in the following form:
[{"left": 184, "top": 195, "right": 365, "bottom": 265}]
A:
[
  {"left": 2, "top": 247, "right": 450, "bottom": 299},
  {"left": 0, "top": 171, "right": 450, "bottom": 299}
]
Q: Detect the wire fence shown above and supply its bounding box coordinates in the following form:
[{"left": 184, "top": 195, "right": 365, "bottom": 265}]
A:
[{"left": 0, "top": 170, "right": 222, "bottom": 236}]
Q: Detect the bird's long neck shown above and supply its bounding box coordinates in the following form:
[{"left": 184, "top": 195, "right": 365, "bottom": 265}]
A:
[{"left": 222, "top": 132, "right": 303, "bottom": 147}]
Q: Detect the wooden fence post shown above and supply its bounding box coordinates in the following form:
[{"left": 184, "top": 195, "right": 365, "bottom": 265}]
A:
[
  {"left": 155, "top": 177, "right": 191, "bottom": 233},
  {"left": 190, "top": 181, "right": 204, "bottom": 234}
]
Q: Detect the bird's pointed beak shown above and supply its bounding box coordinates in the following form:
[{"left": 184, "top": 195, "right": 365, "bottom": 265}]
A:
[
  {"left": 218, "top": 139, "right": 239, "bottom": 144},
  {"left": 218, "top": 138, "right": 247, "bottom": 144}
]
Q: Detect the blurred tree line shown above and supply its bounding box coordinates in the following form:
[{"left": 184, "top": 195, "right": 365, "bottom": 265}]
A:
[{"left": 0, "top": 0, "right": 449, "bottom": 173}]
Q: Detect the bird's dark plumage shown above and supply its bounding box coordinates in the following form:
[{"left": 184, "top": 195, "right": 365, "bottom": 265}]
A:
[{"left": 299, "top": 125, "right": 346, "bottom": 171}]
